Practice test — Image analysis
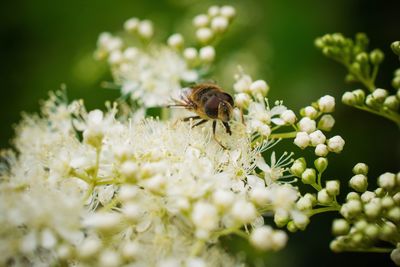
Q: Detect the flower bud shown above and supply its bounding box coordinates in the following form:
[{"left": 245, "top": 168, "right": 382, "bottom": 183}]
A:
[
  {"left": 391, "top": 247, "right": 400, "bottom": 266},
  {"left": 314, "top": 157, "right": 328, "bottom": 173},
  {"left": 211, "top": 16, "right": 229, "bottom": 32},
  {"left": 208, "top": 5, "right": 220, "bottom": 17},
  {"left": 391, "top": 41, "right": 400, "bottom": 56},
  {"left": 352, "top": 163, "right": 368, "bottom": 175},
  {"left": 234, "top": 93, "right": 251, "bottom": 109},
  {"left": 280, "top": 110, "right": 297, "bottom": 125},
  {"left": 369, "top": 49, "right": 384, "bottom": 65},
  {"left": 327, "top": 135, "right": 345, "bottom": 153},
  {"left": 294, "top": 132, "right": 310, "bottom": 149},
  {"left": 318, "top": 114, "right": 335, "bottom": 131},
  {"left": 392, "top": 76, "right": 400, "bottom": 89},
  {"left": 340, "top": 199, "right": 362, "bottom": 219},
  {"left": 304, "top": 106, "right": 318, "bottom": 119},
  {"left": 380, "top": 221, "right": 397, "bottom": 240},
  {"left": 349, "top": 174, "right": 368, "bottom": 192},
  {"left": 309, "top": 130, "right": 326, "bottom": 146},
  {"left": 364, "top": 201, "right": 381, "bottom": 219},
  {"left": 199, "top": 46, "right": 215, "bottom": 63},
  {"left": 332, "top": 219, "right": 350, "bottom": 236},
  {"left": 387, "top": 207, "right": 400, "bottom": 222},
  {"left": 318, "top": 95, "right": 335, "bottom": 113},
  {"left": 124, "top": 17, "right": 140, "bottom": 33},
  {"left": 196, "top": 28, "right": 214, "bottom": 43},
  {"left": 346, "top": 192, "right": 360, "bottom": 201},
  {"left": 381, "top": 196, "right": 394, "bottom": 209},
  {"left": 372, "top": 88, "right": 388, "bottom": 103},
  {"left": 220, "top": 5, "right": 236, "bottom": 19},
  {"left": 250, "top": 80, "right": 269, "bottom": 96},
  {"left": 303, "top": 193, "right": 317, "bottom": 207},
  {"left": 360, "top": 191, "right": 375, "bottom": 203},
  {"left": 315, "top": 144, "right": 329, "bottom": 157},
  {"left": 318, "top": 189, "right": 333, "bottom": 205},
  {"left": 326, "top": 180, "right": 340, "bottom": 196},
  {"left": 296, "top": 197, "right": 313, "bottom": 211},
  {"left": 287, "top": 221, "right": 298, "bottom": 233},
  {"left": 290, "top": 157, "right": 307, "bottom": 177},
  {"left": 292, "top": 211, "right": 310, "bottom": 230},
  {"left": 274, "top": 209, "right": 290, "bottom": 227},
  {"left": 352, "top": 89, "right": 366, "bottom": 105},
  {"left": 342, "top": 92, "right": 357, "bottom": 105},
  {"left": 383, "top": 95, "right": 399, "bottom": 111},
  {"left": 298, "top": 117, "right": 316, "bottom": 133},
  {"left": 167, "top": 33, "right": 184, "bottom": 49},
  {"left": 137, "top": 20, "right": 153, "bottom": 39},
  {"left": 193, "top": 14, "right": 209, "bottom": 28},
  {"left": 99, "top": 250, "right": 121, "bottom": 267},
  {"left": 249, "top": 226, "right": 273, "bottom": 251},
  {"left": 378, "top": 172, "right": 396, "bottom": 190},
  {"left": 364, "top": 224, "right": 379, "bottom": 239},
  {"left": 356, "top": 52, "right": 368, "bottom": 64},
  {"left": 183, "top": 47, "right": 198, "bottom": 62},
  {"left": 301, "top": 168, "right": 316, "bottom": 184}
]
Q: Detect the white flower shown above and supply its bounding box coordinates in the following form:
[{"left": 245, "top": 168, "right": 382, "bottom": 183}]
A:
[
  {"left": 124, "top": 17, "right": 140, "bottom": 32},
  {"left": 199, "top": 46, "right": 216, "bottom": 62},
  {"left": 211, "top": 16, "right": 229, "bottom": 32},
  {"left": 298, "top": 117, "right": 316, "bottom": 133},
  {"left": 327, "top": 135, "right": 345, "bottom": 153},
  {"left": 196, "top": 27, "right": 214, "bottom": 43},
  {"left": 138, "top": 20, "right": 154, "bottom": 39},
  {"left": 318, "top": 114, "right": 335, "bottom": 131},
  {"left": 193, "top": 14, "right": 209, "bottom": 28},
  {"left": 280, "top": 110, "right": 297, "bottom": 124},
  {"left": 231, "top": 200, "right": 257, "bottom": 224},
  {"left": 250, "top": 80, "right": 269, "bottom": 96},
  {"left": 309, "top": 130, "right": 326, "bottom": 146},
  {"left": 315, "top": 144, "right": 329, "bottom": 156},
  {"left": 191, "top": 202, "right": 219, "bottom": 232},
  {"left": 378, "top": 172, "right": 396, "bottom": 190},
  {"left": 304, "top": 106, "right": 318, "bottom": 118},
  {"left": 318, "top": 95, "right": 335, "bottom": 112},
  {"left": 294, "top": 132, "right": 310, "bottom": 149},
  {"left": 167, "top": 33, "right": 184, "bottom": 49}
]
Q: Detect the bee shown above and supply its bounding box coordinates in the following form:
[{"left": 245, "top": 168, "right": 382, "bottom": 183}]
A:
[{"left": 168, "top": 83, "right": 234, "bottom": 149}]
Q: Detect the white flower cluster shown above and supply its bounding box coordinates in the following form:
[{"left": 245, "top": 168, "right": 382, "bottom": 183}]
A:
[
  {"left": 95, "top": 6, "right": 236, "bottom": 108},
  {"left": 0, "top": 89, "right": 303, "bottom": 266},
  {"left": 233, "top": 69, "right": 297, "bottom": 139},
  {"left": 293, "top": 95, "right": 345, "bottom": 156},
  {"left": 330, "top": 163, "right": 400, "bottom": 264}
]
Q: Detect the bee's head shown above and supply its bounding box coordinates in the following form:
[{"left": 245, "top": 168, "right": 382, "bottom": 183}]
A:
[
  {"left": 204, "top": 93, "right": 234, "bottom": 122},
  {"left": 217, "top": 101, "right": 233, "bottom": 122}
]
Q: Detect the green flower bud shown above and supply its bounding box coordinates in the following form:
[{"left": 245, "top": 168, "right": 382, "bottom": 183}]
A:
[
  {"left": 350, "top": 233, "right": 363, "bottom": 245},
  {"left": 287, "top": 221, "right": 298, "bottom": 233},
  {"left": 332, "top": 219, "right": 350, "bottom": 236},
  {"left": 369, "top": 49, "right": 384, "bottom": 65},
  {"left": 345, "top": 73, "right": 357, "bottom": 83},
  {"left": 387, "top": 207, "right": 400, "bottom": 222},
  {"left": 380, "top": 221, "right": 397, "bottom": 240},
  {"left": 364, "top": 224, "right": 379, "bottom": 239},
  {"left": 346, "top": 192, "right": 360, "bottom": 201},
  {"left": 342, "top": 92, "right": 357, "bottom": 106},
  {"left": 391, "top": 41, "right": 400, "bottom": 56},
  {"left": 330, "top": 240, "right": 342, "bottom": 252},
  {"left": 340, "top": 199, "right": 362, "bottom": 219},
  {"left": 301, "top": 168, "right": 316, "bottom": 184},
  {"left": 352, "top": 89, "right": 366, "bottom": 105},
  {"left": 314, "top": 157, "right": 328, "bottom": 173},
  {"left": 383, "top": 95, "right": 399, "bottom": 110},
  {"left": 374, "top": 187, "right": 385, "bottom": 197},
  {"left": 355, "top": 33, "right": 369, "bottom": 48},
  {"left": 392, "top": 77, "right": 400, "bottom": 89},
  {"left": 354, "top": 219, "right": 367, "bottom": 231},
  {"left": 290, "top": 158, "right": 307, "bottom": 177},
  {"left": 395, "top": 68, "right": 400, "bottom": 77},
  {"left": 349, "top": 174, "right": 368, "bottom": 192},
  {"left": 351, "top": 62, "right": 361, "bottom": 73},
  {"left": 314, "top": 38, "right": 324, "bottom": 49},
  {"left": 360, "top": 191, "right": 375, "bottom": 203},
  {"left": 365, "top": 94, "right": 380, "bottom": 109},
  {"left": 381, "top": 196, "right": 394, "bottom": 209},
  {"left": 274, "top": 210, "right": 290, "bottom": 227},
  {"left": 352, "top": 163, "right": 368, "bottom": 175},
  {"left": 356, "top": 52, "right": 369, "bottom": 64},
  {"left": 318, "top": 114, "right": 335, "bottom": 131}
]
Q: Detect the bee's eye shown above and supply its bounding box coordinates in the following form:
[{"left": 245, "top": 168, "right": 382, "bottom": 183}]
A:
[{"left": 204, "top": 97, "right": 219, "bottom": 118}]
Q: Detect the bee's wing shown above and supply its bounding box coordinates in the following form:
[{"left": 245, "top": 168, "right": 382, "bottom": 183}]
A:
[{"left": 166, "top": 87, "right": 193, "bottom": 108}]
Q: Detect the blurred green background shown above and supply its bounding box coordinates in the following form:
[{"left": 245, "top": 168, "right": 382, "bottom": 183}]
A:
[{"left": 0, "top": 0, "right": 399, "bottom": 266}]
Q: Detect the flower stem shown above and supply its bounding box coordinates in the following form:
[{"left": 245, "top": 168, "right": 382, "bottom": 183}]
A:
[{"left": 309, "top": 205, "right": 341, "bottom": 217}]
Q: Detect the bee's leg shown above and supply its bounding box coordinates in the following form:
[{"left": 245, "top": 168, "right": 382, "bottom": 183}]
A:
[
  {"left": 222, "top": 122, "right": 232, "bottom": 135},
  {"left": 183, "top": 116, "right": 201, "bottom": 122},
  {"left": 212, "top": 120, "right": 227, "bottom": 149},
  {"left": 191, "top": 119, "right": 208, "bottom": 128}
]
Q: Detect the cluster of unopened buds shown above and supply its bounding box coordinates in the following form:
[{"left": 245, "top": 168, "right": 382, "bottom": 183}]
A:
[
  {"left": 316, "top": 33, "right": 400, "bottom": 126},
  {"left": 331, "top": 163, "right": 400, "bottom": 265}
]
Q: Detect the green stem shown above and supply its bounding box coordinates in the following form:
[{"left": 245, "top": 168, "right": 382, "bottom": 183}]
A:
[
  {"left": 309, "top": 205, "right": 341, "bottom": 216},
  {"left": 190, "top": 240, "right": 205, "bottom": 256},
  {"left": 269, "top": 131, "right": 297, "bottom": 139},
  {"left": 310, "top": 182, "right": 322, "bottom": 191},
  {"left": 342, "top": 247, "right": 393, "bottom": 253},
  {"left": 161, "top": 107, "right": 170, "bottom": 121},
  {"left": 352, "top": 104, "right": 400, "bottom": 127}
]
